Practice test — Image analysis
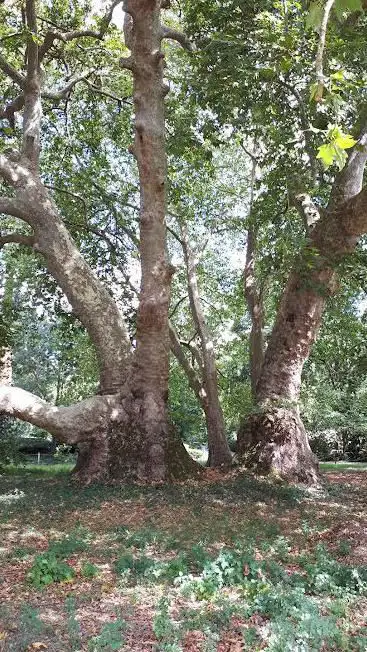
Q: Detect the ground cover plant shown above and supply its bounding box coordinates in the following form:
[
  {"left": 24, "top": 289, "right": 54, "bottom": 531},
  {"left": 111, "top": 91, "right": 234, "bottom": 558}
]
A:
[{"left": 0, "top": 464, "right": 366, "bottom": 651}]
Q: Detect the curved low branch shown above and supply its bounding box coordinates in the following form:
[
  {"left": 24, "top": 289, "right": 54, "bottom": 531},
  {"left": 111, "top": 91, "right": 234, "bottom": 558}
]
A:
[
  {"left": 0, "top": 233, "right": 34, "bottom": 248},
  {"left": 161, "top": 26, "right": 193, "bottom": 51},
  {"left": 0, "top": 385, "right": 116, "bottom": 443},
  {"left": 0, "top": 53, "right": 26, "bottom": 88}
]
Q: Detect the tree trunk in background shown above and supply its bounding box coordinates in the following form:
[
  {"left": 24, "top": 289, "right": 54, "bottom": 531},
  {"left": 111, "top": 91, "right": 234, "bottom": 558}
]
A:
[
  {"left": 244, "top": 227, "right": 265, "bottom": 397},
  {"left": 238, "top": 127, "right": 367, "bottom": 483},
  {"left": 180, "top": 225, "right": 232, "bottom": 468}
]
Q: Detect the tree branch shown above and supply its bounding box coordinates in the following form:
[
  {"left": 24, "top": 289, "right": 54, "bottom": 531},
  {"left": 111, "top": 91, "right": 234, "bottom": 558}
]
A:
[
  {"left": 0, "top": 385, "right": 116, "bottom": 443},
  {"left": 161, "top": 25, "right": 193, "bottom": 51},
  {"left": 314, "top": 0, "right": 335, "bottom": 102},
  {"left": 292, "top": 193, "right": 321, "bottom": 232},
  {"left": 22, "top": 0, "right": 41, "bottom": 167},
  {"left": 169, "top": 322, "right": 204, "bottom": 402},
  {"left": 38, "top": 0, "right": 122, "bottom": 60},
  {"left": 0, "top": 194, "right": 28, "bottom": 219},
  {"left": 0, "top": 233, "right": 34, "bottom": 248},
  {"left": 328, "top": 120, "right": 367, "bottom": 209},
  {"left": 42, "top": 70, "right": 95, "bottom": 101},
  {"left": 0, "top": 53, "right": 26, "bottom": 88}
]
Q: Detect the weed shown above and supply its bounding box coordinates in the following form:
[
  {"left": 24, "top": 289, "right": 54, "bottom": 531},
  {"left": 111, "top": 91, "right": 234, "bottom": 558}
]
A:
[
  {"left": 153, "top": 598, "right": 181, "bottom": 650},
  {"left": 87, "top": 617, "right": 126, "bottom": 651},
  {"left": 48, "top": 531, "right": 89, "bottom": 558},
  {"left": 28, "top": 552, "right": 75, "bottom": 588},
  {"left": 65, "top": 596, "right": 82, "bottom": 650},
  {"left": 81, "top": 560, "right": 99, "bottom": 579}
]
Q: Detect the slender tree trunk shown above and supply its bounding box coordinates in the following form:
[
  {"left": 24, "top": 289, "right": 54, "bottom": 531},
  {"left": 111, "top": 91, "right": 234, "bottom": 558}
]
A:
[
  {"left": 243, "top": 154, "right": 265, "bottom": 396},
  {"left": 178, "top": 225, "right": 232, "bottom": 468},
  {"left": 238, "top": 127, "right": 367, "bottom": 484},
  {"left": 244, "top": 227, "right": 265, "bottom": 396}
]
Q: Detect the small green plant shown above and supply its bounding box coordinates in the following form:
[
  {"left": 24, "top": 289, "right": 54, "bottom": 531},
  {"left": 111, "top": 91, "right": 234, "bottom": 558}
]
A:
[
  {"left": 336, "top": 539, "right": 352, "bottom": 557},
  {"left": 153, "top": 598, "right": 181, "bottom": 650},
  {"left": 28, "top": 552, "right": 75, "bottom": 588},
  {"left": 114, "top": 552, "right": 156, "bottom": 581},
  {"left": 87, "top": 618, "right": 126, "bottom": 651},
  {"left": 65, "top": 596, "right": 82, "bottom": 650},
  {"left": 81, "top": 561, "right": 99, "bottom": 579}
]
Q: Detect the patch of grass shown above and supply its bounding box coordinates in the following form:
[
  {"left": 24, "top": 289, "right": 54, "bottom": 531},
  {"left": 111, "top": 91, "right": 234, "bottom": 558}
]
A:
[{"left": 320, "top": 461, "right": 367, "bottom": 471}]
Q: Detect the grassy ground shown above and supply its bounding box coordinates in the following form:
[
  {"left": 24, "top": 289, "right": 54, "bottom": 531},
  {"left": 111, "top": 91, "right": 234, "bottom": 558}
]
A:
[{"left": 0, "top": 464, "right": 366, "bottom": 651}]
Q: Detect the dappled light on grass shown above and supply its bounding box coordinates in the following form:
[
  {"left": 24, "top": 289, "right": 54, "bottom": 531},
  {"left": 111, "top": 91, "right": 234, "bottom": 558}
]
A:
[{"left": 0, "top": 465, "right": 366, "bottom": 649}]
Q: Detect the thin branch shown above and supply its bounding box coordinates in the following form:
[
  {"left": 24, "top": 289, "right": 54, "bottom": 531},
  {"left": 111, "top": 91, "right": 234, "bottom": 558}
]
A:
[
  {"left": 314, "top": 0, "right": 335, "bottom": 102},
  {"left": 169, "top": 322, "right": 204, "bottom": 402},
  {"left": 169, "top": 295, "right": 187, "bottom": 319},
  {"left": 42, "top": 70, "right": 95, "bottom": 101},
  {"left": 38, "top": 0, "right": 122, "bottom": 60}
]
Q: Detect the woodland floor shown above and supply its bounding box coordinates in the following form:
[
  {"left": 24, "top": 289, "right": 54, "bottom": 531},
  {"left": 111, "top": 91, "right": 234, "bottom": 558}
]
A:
[{"left": 0, "top": 462, "right": 366, "bottom": 651}]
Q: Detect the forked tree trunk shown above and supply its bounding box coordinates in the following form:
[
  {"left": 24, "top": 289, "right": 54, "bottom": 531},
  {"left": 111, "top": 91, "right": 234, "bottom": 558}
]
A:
[
  {"left": 238, "top": 262, "right": 334, "bottom": 484},
  {"left": 238, "top": 126, "right": 367, "bottom": 483},
  {"left": 0, "top": 0, "right": 199, "bottom": 484}
]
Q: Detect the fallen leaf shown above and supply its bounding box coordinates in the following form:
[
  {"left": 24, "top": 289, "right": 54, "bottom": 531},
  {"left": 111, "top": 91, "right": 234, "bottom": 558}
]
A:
[{"left": 27, "top": 643, "right": 48, "bottom": 650}]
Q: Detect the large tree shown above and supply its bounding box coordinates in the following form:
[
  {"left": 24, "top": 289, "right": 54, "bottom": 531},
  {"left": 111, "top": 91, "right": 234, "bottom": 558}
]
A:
[
  {"left": 0, "top": 0, "right": 198, "bottom": 482},
  {"left": 183, "top": 0, "right": 367, "bottom": 483}
]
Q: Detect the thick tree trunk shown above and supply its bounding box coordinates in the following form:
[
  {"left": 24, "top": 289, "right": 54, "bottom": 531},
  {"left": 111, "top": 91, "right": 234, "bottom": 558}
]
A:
[
  {"left": 0, "top": 0, "right": 199, "bottom": 483},
  {"left": 238, "top": 261, "right": 333, "bottom": 484},
  {"left": 238, "top": 158, "right": 367, "bottom": 484}
]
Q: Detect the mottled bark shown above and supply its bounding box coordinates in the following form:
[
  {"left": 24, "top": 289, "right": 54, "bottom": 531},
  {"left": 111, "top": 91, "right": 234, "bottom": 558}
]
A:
[
  {"left": 243, "top": 154, "right": 265, "bottom": 396},
  {"left": 0, "top": 349, "right": 12, "bottom": 386},
  {"left": 238, "top": 127, "right": 367, "bottom": 483}
]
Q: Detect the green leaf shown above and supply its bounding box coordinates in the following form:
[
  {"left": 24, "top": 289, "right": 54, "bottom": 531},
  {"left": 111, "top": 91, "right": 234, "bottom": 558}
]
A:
[
  {"left": 330, "top": 70, "right": 345, "bottom": 81},
  {"left": 316, "top": 143, "right": 336, "bottom": 167},
  {"left": 334, "top": 0, "right": 363, "bottom": 18},
  {"left": 335, "top": 134, "right": 357, "bottom": 149}
]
